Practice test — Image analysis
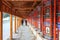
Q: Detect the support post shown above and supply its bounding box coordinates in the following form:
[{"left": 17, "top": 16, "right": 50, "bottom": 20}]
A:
[
  {"left": 0, "top": 10, "right": 3, "bottom": 40},
  {"left": 54, "top": 0, "right": 56, "bottom": 40},
  {"left": 17, "top": 17, "right": 18, "bottom": 30},
  {"left": 0, "top": 1, "right": 3, "bottom": 40},
  {"left": 19, "top": 18, "right": 22, "bottom": 27},
  {"left": 18, "top": 18, "right": 19, "bottom": 29},
  {"left": 31, "top": 18, "right": 32, "bottom": 26},
  {"left": 40, "top": 14, "right": 42, "bottom": 31},
  {"left": 14, "top": 16, "right": 16, "bottom": 33},
  {"left": 10, "top": 14, "right": 12, "bottom": 40},
  {"left": 42, "top": 0, "right": 44, "bottom": 35}
]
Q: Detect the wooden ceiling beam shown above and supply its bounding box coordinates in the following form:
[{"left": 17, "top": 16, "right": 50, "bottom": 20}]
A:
[
  {"left": 17, "top": 10, "right": 30, "bottom": 11},
  {"left": 14, "top": 7, "right": 33, "bottom": 10},
  {"left": 16, "top": 10, "right": 31, "bottom": 13},
  {"left": 4, "top": 0, "right": 41, "bottom": 1}
]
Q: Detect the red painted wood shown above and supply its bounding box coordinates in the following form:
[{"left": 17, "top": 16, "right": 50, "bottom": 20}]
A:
[
  {"left": 54, "top": 0, "right": 56, "bottom": 40},
  {"left": 0, "top": 11, "right": 3, "bottom": 40},
  {"left": 0, "top": 1, "right": 3, "bottom": 40},
  {"left": 10, "top": 14, "right": 12, "bottom": 40},
  {"left": 42, "top": 0, "right": 44, "bottom": 36},
  {"left": 33, "top": 10, "right": 38, "bottom": 17}
]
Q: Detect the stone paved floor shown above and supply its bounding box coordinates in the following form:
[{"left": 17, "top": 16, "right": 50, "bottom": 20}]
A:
[
  {"left": 7, "top": 25, "right": 36, "bottom": 40},
  {"left": 15, "top": 25, "right": 36, "bottom": 40}
]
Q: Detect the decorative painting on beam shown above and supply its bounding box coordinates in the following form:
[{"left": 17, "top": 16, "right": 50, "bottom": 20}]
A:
[
  {"left": 43, "top": 0, "right": 53, "bottom": 40},
  {"left": 56, "top": 0, "right": 60, "bottom": 40}
]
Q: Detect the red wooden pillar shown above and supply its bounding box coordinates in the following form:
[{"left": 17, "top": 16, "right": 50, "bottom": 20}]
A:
[
  {"left": 17, "top": 17, "right": 20, "bottom": 29},
  {"left": 42, "top": 0, "right": 44, "bottom": 35},
  {"left": 10, "top": 14, "right": 12, "bottom": 40},
  {"left": 0, "top": 9, "right": 3, "bottom": 40},
  {"left": 40, "top": 14, "right": 42, "bottom": 31},
  {"left": 54, "top": 0, "right": 56, "bottom": 40},
  {"left": 16, "top": 17, "right": 18, "bottom": 30},
  {"left": 17, "top": 18, "right": 19, "bottom": 27},
  {"left": 31, "top": 18, "right": 32, "bottom": 26},
  {"left": 0, "top": 1, "right": 3, "bottom": 40},
  {"left": 14, "top": 16, "right": 16, "bottom": 33}
]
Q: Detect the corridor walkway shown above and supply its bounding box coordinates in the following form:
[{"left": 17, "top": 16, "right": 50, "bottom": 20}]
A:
[
  {"left": 9, "top": 24, "right": 36, "bottom": 40},
  {"left": 7, "top": 22, "right": 47, "bottom": 40},
  {"left": 17, "top": 25, "right": 36, "bottom": 40}
]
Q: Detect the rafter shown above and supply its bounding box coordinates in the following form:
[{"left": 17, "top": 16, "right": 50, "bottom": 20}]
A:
[{"left": 2, "top": 1, "right": 12, "bottom": 8}]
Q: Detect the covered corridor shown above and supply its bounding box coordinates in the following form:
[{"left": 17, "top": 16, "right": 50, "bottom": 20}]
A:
[{"left": 0, "top": 0, "right": 60, "bottom": 40}]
